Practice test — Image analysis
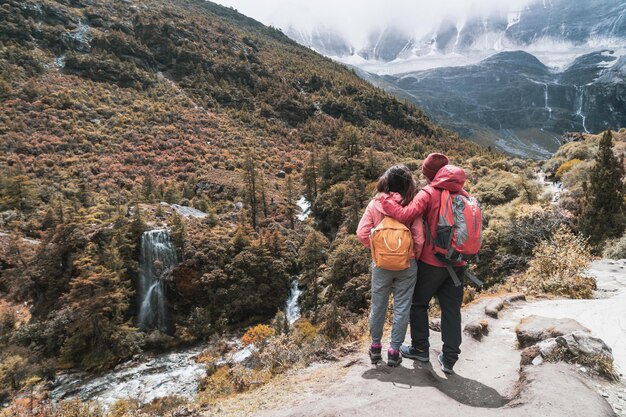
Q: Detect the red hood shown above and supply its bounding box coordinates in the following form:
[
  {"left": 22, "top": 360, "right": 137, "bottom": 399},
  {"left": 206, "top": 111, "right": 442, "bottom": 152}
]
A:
[
  {"left": 373, "top": 192, "right": 403, "bottom": 215},
  {"left": 429, "top": 165, "right": 466, "bottom": 192}
]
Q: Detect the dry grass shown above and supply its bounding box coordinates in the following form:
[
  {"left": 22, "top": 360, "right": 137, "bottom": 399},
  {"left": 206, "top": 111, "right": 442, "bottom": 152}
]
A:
[
  {"left": 515, "top": 226, "right": 595, "bottom": 299},
  {"left": 544, "top": 345, "right": 619, "bottom": 382}
]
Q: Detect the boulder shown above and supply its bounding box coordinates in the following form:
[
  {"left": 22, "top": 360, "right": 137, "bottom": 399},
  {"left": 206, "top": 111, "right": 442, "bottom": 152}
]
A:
[
  {"left": 520, "top": 345, "right": 541, "bottom": 366},
  {"left": 536, "top": 338, "right": 560, "bottom": 357},
  {"left": 556, "top": 331, "right": 614, "bottom": 360},
  {"left": 516, "top": 315, "right": 590, "bottom": 348},
  {"left": 276, "top": 170, "right": 286, "bottom": 178},
  {"left": 520, "top": 338, "right": 560, "bottom": 366},
  {"left": 485, "top": 298, "right": 504, "bottom": 318},
  {"left": 504, "top": 293, "right": 526, "bottom": 305},
  {"left": 464, "top": 319, "right": 489, "bottom": 340}
]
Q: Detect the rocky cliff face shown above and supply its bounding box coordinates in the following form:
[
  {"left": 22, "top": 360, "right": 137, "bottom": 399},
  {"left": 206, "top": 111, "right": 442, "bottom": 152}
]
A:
[{"left": 373, "top": 49, "right": 626, "bottom": 157}]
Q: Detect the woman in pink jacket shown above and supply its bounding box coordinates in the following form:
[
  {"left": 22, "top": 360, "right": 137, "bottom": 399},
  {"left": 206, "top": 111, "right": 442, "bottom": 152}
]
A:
[{"left": 356, "top": 165, "right": 425, "bottom": 366}]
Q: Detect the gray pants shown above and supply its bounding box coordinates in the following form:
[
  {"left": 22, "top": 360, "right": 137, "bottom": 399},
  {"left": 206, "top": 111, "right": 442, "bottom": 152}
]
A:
[{"left": 369, "top": 259, "right": 418, "bottom": 350}]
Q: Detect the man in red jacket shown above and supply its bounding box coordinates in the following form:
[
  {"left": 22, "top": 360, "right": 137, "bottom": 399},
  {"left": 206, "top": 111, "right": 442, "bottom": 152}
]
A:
[{"left": 380, "top": 153, "right": 467, "bottom": 374}]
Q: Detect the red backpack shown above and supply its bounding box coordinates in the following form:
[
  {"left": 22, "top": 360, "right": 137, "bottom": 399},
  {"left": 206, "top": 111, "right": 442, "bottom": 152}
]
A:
[{"left": 424, "top": 186, "right": 483, "bottom": 287}]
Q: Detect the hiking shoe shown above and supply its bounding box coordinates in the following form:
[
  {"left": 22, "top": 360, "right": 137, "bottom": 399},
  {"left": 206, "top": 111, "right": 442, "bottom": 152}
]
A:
[
  {"left": 387, "top": 348, "right": 402, "bottom": 367},
  {"left": 369, "top": 344, "right": 382, "bottom": 364},
  {"left": 437, "top": 352, "right": 454, "bottom": 374},
  {"left": 400, "top": 345, "right": 430, "bottom": 362}
]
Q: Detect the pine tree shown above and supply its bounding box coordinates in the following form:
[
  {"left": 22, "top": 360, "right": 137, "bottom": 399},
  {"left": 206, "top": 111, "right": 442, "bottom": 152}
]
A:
[
  {"left": 302, "top": 150, "right": 318, "bottom": 203},
  {"left": 77, "top": 176, "right": 93, "bottom": 208},
  {"left": 243, "top": 151, "right": 259, "bottom": 229},
  {"left": 342, "top": 178, "right": 366, "bottom": 234},
  {"left": 230, "top": 224, "right": 251, "bottom": 254},
  {"left": 318, "top": 148, "right": 333, "bottom": 193},
  {"left": 364, "top": 149, "right": 382, "bottom": 180},
  {"left": 336, "top": 125, "right": 362, "bottom": 175},
  {"left": 0, "top": 166, "right": 37, "bottom": 212},
  {"left": 41, "top": 207, "right": 57, "bottom": 231},
  {"left": 60, "top": 242, "right": 133, "bottom": 369},
  {"left": 579, "top": 130, "right": 626, "bottom": 247},
  {"left": 285, "top": 175, "right": 296, "bottom": 229},
  {"left": 171, "top": 212, "right": 186, "bottom": 261},
  {"left": 142, "top": 175, "right": 155, "bottom": 202},
  {"left": 129, "top": 205, "right": 146, "bottom": 238},
  {"left": 298, "top": 228, "right": 329, "bottom": 312},
  {"left": 259, "top": 171, "right": 268, "bottom": 219}
]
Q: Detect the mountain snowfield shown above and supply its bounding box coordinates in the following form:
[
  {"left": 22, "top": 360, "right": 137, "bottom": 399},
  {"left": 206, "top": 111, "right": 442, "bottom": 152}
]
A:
[{"left": 288, "top": 0, "right": 626, "bottom": 75}]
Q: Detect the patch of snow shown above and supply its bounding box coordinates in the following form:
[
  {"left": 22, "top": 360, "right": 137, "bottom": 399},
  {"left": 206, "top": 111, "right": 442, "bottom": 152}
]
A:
[
  {"left": 169, "top": 204, "right": 208, "bottom": 219},
  {"left": 334, "top": 36, "right": 626, "bottom": 76},
  {"left": 506, "top": 11, "right": 521, "bottom": 30}
]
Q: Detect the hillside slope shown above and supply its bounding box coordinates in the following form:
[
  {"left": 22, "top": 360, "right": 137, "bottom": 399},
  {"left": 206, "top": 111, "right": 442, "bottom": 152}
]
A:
[
  {"left": 1, "top": 0, "right": 458, "bottom": 191},
  {"left": 0, "top": 0, "right": 494, "bottom": 375}
]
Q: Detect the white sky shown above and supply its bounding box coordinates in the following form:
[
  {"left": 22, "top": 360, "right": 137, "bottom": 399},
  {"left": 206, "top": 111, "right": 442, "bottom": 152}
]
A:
[{"left": 212, "top": 0, "right": 534, "bottom": 47}]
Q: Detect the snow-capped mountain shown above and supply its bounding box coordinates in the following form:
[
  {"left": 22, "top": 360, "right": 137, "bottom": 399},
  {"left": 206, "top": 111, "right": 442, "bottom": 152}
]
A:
[
  {"left": 285, "top": 0, "right": 626, "bottom": 157},
  {"left": 297, "top": 0, "right": 626, "bottom": 74}
]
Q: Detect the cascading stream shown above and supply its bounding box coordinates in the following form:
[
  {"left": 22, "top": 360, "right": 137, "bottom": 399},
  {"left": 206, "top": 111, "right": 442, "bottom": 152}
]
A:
[
  {"left": 138, "top": 229, "right": 178, "bottom": 331},
  {"left": 285, "top": 278, "right": 302, "bottom": 325}
]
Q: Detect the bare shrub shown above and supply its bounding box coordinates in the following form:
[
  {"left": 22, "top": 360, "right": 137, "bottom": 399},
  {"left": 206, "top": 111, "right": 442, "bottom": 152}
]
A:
[
  {"left": 544, "top": 345, "right": 619, "bottom": 381},
  {"left": 517, "top": 226, "right": 595, "bottom": 298},
  {"left": 603, "top": 232, "right": 626, "bottom": 259}
]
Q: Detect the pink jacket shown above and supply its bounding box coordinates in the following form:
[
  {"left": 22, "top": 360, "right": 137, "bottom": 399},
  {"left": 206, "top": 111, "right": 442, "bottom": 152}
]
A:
[
  {"left": 356, "top": 193, "right": 425, "bottom": 260},
  {"left": 380, "top": 165, "right": 467, "bottom": 267}
]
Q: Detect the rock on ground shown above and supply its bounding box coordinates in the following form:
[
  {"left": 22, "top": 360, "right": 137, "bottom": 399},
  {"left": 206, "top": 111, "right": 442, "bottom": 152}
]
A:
[
  {"left": 556, "top": 331, "right": 614, "bottom": 360},
  {"left": 504, "top": 293, "right": 526, "bottom": 305},
  {"left": 485, "top": 298, "right": 504, "bottom": 318},
  {"left": 516, "top": 315, "right": 590, "bottom": 348},
  {"left": 464, "top": 319, "right": 489, "bottom": 340}
]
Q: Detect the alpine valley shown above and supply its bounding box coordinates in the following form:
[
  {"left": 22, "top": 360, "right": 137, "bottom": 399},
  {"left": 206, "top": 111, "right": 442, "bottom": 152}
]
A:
[{"left": 284, "top": 0, "right": 626, "bottom": 157}]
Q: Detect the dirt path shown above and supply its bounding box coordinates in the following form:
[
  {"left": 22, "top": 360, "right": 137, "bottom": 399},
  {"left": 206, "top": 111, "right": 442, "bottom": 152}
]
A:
[{"left": 203, "top": 293, "right": 618, "bottom": 417}]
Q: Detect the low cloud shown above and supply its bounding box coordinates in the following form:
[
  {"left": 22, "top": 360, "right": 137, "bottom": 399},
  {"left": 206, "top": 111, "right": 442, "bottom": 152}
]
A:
[{"left": 213, "top": 0, "right": 535, "bottom": 46}]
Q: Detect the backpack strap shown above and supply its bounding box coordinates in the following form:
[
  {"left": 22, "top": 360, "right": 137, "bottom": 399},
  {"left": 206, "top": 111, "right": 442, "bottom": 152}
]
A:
[
  {"left": 464, "top": 269, "right": 484, "bottom": 287},
  {"left": 444, "top": 264, "right": 463, "bottom": 287},
  {"left": 444, "top": 265, "right": 484, "bottom": 288}
]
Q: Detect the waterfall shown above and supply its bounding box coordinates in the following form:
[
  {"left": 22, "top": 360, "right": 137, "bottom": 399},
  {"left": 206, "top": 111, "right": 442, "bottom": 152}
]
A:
[
  {"left": 575, "top": 86, "right": 589, "bottom": 133},
  {"left": 296, "top": 196, "right": 311, "bottom": 221},
  {"left": 138, "top": 229, "right": 178, "bottom": 331},
  {"left": 543, "top": 83, "right": 552, "bottom": 119},
  {"left": 285, "top": 278, "right": 302, "bottom": 325}
]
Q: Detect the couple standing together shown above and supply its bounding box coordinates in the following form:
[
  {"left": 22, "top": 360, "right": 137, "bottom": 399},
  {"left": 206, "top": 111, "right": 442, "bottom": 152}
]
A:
[{"left": 357, "top": 153, "right": 470, "bottom": 374}]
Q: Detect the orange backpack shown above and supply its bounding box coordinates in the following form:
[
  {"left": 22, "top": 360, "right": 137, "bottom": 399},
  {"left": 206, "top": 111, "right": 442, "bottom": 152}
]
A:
[{"left": 370, "top": 217, "right": 413, "bottom": 271}]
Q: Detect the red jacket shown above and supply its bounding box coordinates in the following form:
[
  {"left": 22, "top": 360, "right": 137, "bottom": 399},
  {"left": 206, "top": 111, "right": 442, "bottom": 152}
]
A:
[
  {"left": 356, "top": 192, "right": 425, "bottom": 260},
  {"left": 381, "top": 165, "right": 467, "bottom": 268}
]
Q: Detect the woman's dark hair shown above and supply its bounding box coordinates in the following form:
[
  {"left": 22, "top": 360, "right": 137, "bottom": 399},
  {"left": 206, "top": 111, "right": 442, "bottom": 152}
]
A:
[{"left": 376, "top": 165, "right": 417, "bottom": 206}]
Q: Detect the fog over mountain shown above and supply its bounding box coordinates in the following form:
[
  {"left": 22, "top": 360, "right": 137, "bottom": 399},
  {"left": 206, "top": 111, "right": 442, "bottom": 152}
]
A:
[
  {"left": 215, "top": 0, "right": 624, "bottom": 72},
  {"left": 217, "top": 0, "right": 626, "bottom": 157}
]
